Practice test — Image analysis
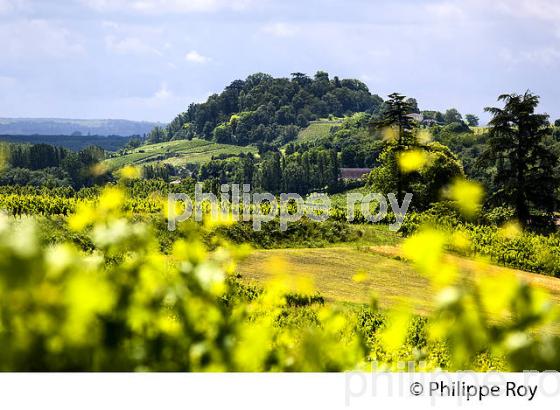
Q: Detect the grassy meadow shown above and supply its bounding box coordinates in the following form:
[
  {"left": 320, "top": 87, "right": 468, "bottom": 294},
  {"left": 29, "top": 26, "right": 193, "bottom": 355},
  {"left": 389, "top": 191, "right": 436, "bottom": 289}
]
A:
[
  {"left": 237, "top": 229, "right": 560, "bottom": 320},
  {"left": 295, "top": 119, "right": 342, "bottom": 144},
  {"left": 105, "top": 138, "right": 258, "bottom": 169}
]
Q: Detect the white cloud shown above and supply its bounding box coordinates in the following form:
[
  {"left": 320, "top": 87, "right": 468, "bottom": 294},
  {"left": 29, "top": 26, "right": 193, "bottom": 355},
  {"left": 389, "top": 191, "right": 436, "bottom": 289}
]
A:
[
  {"left": 0, "top": 19, "right": 84, "bottom": 59},
  {"left": 262, "top": 22, "right": 299, "bottom": 38},
  {"left": 185, "top": 50, "right": 210, "bottom": 64},
  {"left": 96, "top": 82, "right": 187, "bottom": 121},
  {"left": 425, "top": 1, "right": 466, "bottom": 19},
  {"left": 82, "top": 0, "right": 260, "bottom": 14},
  {"left": 359, "top": 73, "right": 383, "bottom": 85},
  {"left": 493, "top": 0, "right": 560, "bottom": 21},
  {"left": 105, "top": 35, "right": 162, "bottom": 56},
  {"left": 499, "top": 47, "right": 560, "bottom": 67},
  {"left": 424, "top": 0, "right": 560, "bottom": 24},
  {"left": 154, "top": 82, "right": 172, "bottom": 99}
]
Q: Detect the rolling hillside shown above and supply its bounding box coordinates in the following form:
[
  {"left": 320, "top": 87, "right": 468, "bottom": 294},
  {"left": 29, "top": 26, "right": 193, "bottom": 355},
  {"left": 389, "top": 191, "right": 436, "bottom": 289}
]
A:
[
  {"left": 294, "top": 119, "right": 343, "bottom": 144},
  {"left": 107, "top": 119, "right": 343, "bottom": 170},
  {"left": 105, "top": 138, "right": 257, "bottom": 169}
]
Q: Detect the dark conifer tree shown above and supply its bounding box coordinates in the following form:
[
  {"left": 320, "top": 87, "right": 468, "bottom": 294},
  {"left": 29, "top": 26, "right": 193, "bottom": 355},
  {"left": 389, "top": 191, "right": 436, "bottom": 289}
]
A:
[{"left": 482, "top": 92, "right": 558, "bottom": 225}]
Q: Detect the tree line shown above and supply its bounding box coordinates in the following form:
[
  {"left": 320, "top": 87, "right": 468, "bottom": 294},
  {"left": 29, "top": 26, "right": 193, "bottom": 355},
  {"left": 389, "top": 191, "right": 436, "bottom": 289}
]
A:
[
  {"left": 1, "top": 143, "right": 109, "bottom": 188},
  {"left": 197, "top": 146, "right": 340, "bottom": 195}
]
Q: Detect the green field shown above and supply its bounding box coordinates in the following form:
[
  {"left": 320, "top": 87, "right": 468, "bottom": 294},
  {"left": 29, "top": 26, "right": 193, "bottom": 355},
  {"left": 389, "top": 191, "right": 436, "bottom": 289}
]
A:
[
  {"left": 295, "top": 119, "right": 342, "bottom": 144},
  {"left": 105, "top": 138, "right": 257, "bottom": 169}
]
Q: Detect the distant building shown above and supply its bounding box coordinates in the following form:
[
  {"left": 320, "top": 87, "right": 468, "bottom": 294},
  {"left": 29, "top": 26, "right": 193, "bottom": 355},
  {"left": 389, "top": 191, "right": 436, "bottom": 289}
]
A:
[
  {"left": 422, "top": 118, "right": 439, "bottom": 126},
  {"left": 408, "top": 113, "right": 423, "bottom": 123},
  {"left": 340, "top": 168, "right": 372, "bottom": 180}
]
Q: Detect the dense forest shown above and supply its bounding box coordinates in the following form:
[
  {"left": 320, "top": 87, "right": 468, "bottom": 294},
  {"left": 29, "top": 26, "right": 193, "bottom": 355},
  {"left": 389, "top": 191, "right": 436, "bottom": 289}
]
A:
[
  {"left": 149, "top": 71, "right": 384, "bottom": 145},
  {"left": 0, "top": 143, "right": 110, "bottom": 187}
]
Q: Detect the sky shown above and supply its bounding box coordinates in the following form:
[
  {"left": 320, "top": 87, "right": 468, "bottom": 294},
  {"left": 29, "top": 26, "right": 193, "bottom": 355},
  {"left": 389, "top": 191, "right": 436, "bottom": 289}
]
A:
[{"left": 1, "top": 0, "right": 560, "bottom": 123}]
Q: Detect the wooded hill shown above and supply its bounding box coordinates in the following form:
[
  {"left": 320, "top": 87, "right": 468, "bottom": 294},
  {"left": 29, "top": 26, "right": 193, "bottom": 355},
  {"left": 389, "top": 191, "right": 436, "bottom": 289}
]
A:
[{"left": 149, "top": 71, "right": 384, "bottom": 146}]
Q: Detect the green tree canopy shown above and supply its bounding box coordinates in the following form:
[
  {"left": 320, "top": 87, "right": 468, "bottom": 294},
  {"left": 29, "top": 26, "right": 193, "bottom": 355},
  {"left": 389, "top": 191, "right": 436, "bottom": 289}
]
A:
[
  {"left": 465, "top": 114, "right": 479, "bottom": 127},
  {"left": 444, "top": 108, "right": 463, "bottom": 124},
  {"left": 482, "top": 91, "right": 559, "bottom": 225}
]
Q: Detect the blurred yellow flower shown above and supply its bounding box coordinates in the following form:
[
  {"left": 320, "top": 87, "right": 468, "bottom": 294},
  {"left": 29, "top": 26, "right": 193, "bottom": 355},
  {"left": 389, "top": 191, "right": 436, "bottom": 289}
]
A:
[
  {"left": 379, "top": 308, "right": 411, "bottom": 352},
  {"left": 118, "top": 165, "right": 142, "bottom": 180},
  {"left": 90, "top": 162, "right": 109, "bottom": 177},
  {"left": 402, "top": 229, "right": 446, "bottom": 275},
  {"left": 416, "top": 128, "right": 432, "bottom": 144},
  {"left": 381, "top": 126, "right": 398, "bottom": 142},
  {"left": 68, "top": 203, "right": 96, "bottom": 231},
  {"left": 352, "top": 270, "right": 368, "bottom": 283},
  {"left": 398, "top": 150, "right": 428, "bottom": 173},
  {"left": 204, "top": 211, "right": 236, "bottom": 228},
  {"left": 447, "top": 178, "right": 484, "bottom": 217},
  {"left": 99, "top": 186, "right": 125, "bottom": 211}
]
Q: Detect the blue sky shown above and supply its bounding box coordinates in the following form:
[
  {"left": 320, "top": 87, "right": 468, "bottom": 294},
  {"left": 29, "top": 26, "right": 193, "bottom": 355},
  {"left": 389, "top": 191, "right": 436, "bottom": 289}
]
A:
[{"left": 1, "top": 0, "right": 560, "bottom": 123}]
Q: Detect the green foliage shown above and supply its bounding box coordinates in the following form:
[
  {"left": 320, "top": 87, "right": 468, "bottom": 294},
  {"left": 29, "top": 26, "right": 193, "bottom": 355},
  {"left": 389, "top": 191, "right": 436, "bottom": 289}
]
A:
[
  {"left": 444, "top": 108, "right": 463, "bottom": 124},
  {"left": 330, "top": 113, "right": 384, "bottom": 168},
  {"left": 432, "top": 124, "right": 489, "bottom": 184},
  {"left": 368, "top": 142, "right": 464, "bottom": 210},
  {"left": 161, "top": 72, "right": 383, "bottom": 146},
  {"left": 482, "top": 92, "right": 559, "bottom": 225},
  {"left": 216, "top": 219, "right": 357, "bottom": 249},
  {"left": 465, "top": 114, "right": 480, "bottom": 127},
  {"left": 3, "top": 144, "right": 110, "bottom": 188},
  {"left": 0, "top": 192, "right": 367, "bottom": 371},
  {"left": 442, "top": 121, "right": 471, "bottom": 133},
  {"left": 0, "top": 134, "right": 131, "bottom": 152}
]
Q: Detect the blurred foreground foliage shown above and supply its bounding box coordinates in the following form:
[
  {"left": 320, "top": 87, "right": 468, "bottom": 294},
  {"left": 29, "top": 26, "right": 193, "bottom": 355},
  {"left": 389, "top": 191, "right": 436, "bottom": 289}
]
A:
[
  {"left": 1, "top": 181, "right": 560, "bottom": 371},
  {"left": 0, "top": 170, "right": 560, "bottom": 371}
]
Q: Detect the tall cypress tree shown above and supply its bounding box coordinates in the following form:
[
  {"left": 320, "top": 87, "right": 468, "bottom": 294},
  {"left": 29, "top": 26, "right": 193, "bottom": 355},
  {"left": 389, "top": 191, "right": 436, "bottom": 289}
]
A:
[
  {"left": 483, "top": 91, "right": 558, "bottom": 225},
  {"left": 371, "top": 93, "right": 417, "bottom": 201}
]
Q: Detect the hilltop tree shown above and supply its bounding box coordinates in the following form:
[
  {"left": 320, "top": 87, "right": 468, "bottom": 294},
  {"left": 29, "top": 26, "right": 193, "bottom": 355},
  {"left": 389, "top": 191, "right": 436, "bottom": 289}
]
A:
[
  {"left": 482, "top": 91, "right": 559, "bottom": 225},
  {"left": 373, "top": 93, "right": 417, "bottom": 144},
  {"left": 370, "top": 93, "right": 418, "bottom": 201},
  {"left": 444, "top": 108, "right": 463, "bottom": 124},
  {"left": 406, "top": 98, "right": 420, "bottom": 113},
  {"left": 465, "top": 114, "right": 479, "bottom": 127}
]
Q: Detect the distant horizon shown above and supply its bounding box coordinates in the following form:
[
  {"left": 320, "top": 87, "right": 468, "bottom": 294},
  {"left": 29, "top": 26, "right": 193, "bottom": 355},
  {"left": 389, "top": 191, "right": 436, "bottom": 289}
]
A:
[{"left": 0, "top": 117, "right": 166, "bottom": 123}]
